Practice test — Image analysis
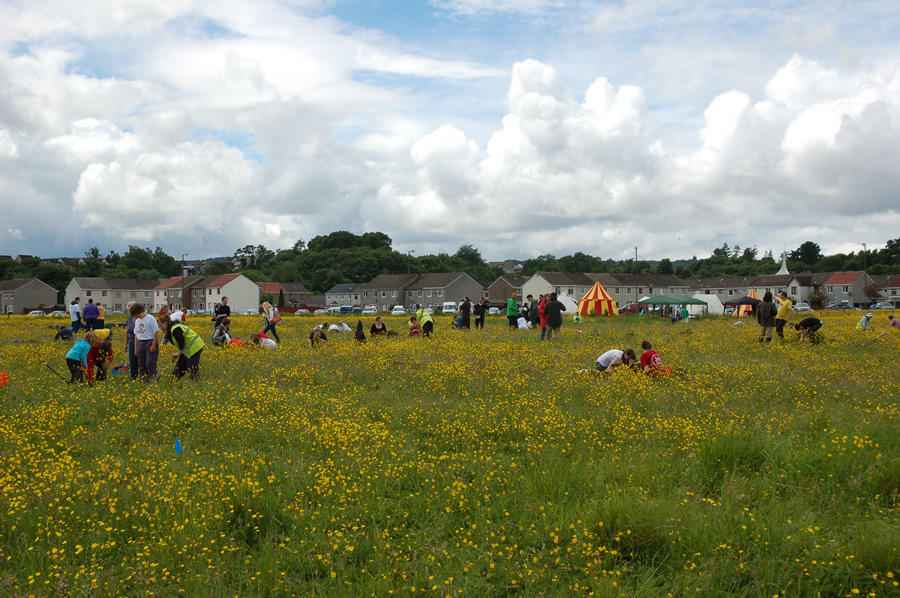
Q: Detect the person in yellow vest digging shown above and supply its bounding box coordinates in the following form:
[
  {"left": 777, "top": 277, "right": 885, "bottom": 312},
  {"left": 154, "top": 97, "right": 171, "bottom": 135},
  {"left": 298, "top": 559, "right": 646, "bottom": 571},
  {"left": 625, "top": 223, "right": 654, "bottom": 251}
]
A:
[{"left": 158, "top": 314, "right": 206, "bottom": 380}]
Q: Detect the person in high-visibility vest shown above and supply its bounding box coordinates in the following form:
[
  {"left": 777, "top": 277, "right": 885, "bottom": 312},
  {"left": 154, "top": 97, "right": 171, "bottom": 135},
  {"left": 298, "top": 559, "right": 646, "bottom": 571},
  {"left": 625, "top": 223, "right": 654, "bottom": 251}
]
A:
[{"left": 159, "top": 314, "right": 206, "bottom": 380}]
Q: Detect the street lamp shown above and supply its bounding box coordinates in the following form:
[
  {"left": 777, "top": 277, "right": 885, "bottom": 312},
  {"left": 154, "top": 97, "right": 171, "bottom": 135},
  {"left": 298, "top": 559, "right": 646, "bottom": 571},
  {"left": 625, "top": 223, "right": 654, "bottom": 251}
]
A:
[{"left": 181, "top": 253, "right": 188, "bottom": 311}]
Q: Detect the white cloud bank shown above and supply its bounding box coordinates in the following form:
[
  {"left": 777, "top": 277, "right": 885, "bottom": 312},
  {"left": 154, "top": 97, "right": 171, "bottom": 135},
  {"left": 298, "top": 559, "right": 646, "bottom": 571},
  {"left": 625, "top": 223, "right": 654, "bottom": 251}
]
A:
[{"left": 1, "top": 0, "right": 899, "bottom": 262}]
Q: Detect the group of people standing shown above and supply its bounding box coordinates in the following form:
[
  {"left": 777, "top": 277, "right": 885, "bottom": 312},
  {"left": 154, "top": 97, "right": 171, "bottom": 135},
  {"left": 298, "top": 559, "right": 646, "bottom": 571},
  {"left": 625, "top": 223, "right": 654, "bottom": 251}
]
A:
[
  {"left": 506, "top": 293, "right": 567, "bottom": 339},
  {"left": 67, "top": 297, "right": 107, "bottom": 334}
]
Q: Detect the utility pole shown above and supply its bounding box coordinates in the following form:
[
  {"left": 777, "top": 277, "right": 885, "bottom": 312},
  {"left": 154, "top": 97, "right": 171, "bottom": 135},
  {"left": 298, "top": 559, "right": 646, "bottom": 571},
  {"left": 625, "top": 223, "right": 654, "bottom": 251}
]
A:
[{"left": 181, "top": 253, "right": 188, "bottom": 312}]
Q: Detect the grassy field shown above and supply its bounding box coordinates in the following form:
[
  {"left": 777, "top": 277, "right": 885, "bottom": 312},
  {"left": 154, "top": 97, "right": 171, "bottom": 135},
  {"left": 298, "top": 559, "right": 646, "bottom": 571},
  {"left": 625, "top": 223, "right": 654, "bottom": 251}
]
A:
[{"left": 0, "top": 311, "right": 898, "bottom": 597}]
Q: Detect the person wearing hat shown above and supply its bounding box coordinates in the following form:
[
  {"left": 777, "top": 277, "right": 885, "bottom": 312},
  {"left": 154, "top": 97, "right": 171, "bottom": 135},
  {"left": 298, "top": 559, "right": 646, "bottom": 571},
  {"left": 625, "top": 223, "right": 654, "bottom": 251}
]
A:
[{"left": 856, "top": 312, "right": 875, "bottom": 331}]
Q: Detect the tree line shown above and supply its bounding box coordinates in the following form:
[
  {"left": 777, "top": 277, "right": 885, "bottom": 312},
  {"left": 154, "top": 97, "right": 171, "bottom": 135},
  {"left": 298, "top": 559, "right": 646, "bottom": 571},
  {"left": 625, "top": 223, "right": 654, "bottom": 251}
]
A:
[{"left": 2, "top": 234, "right": 898, "bottom": 300}]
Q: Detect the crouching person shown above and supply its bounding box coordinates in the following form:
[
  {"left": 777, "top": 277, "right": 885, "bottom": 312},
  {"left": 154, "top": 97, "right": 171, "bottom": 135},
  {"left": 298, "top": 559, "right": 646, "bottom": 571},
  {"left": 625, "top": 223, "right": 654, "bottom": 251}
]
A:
[
  {"left": 160, "top": 314, "right": 205, "bottom": 380},
  {"left": 66, "top": 331, "right": 98, "bottom": 384}
]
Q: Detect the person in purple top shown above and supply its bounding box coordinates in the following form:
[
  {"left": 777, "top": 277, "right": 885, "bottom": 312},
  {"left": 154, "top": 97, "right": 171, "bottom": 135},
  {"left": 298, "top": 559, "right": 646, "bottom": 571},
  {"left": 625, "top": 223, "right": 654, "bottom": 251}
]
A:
[{"left": 83, "top": 298, "right": 100, "bottom": 331}]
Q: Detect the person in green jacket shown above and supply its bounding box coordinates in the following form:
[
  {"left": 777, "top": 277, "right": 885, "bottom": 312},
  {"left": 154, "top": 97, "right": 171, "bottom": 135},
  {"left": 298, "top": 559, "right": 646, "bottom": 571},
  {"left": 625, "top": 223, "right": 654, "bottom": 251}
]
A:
[
  {"left": 159, "top": 314, "right": 206, "bottom": 380},
  {"left": 415, "top": 305, "right": 435, "bottom": 337},
  {"left": 507, "top": 295, "right": 519, "bottom": 329}
]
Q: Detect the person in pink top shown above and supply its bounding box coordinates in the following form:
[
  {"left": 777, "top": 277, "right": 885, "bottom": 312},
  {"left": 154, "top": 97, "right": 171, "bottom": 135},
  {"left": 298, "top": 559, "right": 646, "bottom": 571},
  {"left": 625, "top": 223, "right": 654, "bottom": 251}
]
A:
[{"left": 538, "top": 294, "right": 548, "bottom": 340}]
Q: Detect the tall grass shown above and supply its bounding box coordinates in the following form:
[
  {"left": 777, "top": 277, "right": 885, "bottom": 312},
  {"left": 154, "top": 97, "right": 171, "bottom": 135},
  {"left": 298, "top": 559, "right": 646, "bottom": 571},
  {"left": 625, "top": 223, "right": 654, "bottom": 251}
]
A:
[{"left": 0, "top": 311, "right": 897, "bottom": 596}]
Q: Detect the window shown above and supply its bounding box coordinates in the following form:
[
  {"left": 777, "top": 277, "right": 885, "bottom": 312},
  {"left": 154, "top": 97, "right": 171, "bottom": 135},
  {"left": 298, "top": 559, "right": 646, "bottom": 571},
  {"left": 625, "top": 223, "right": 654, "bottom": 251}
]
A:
[
  {"left": 669, "top": 288, "right": 675, "bottom": 295},
  {"left": 626, "top": 288, "right": 631, "bottom": 295},
  {"left": 217, "top": 289, "right": 221, "bottom": 295},
  {"left": 391, "top": 291, "right": 397, "bottom": 298},
  {"left": 101, "top": 291, "right": 107, "bottom": 297},
  {"left": 438, "top": 290, "right": 443, "bottom": 297},
  {"left": 381, "top": 291, "right": 386, "bottom": 298},
  {"left": 427, "top": 290, "right": 432, "bottom": 297},
  {"left": 418, "top": 290, "right": 422, "bottom": 297},
  {"left": 115, "top": 291, "right": 121, "bottom": 298},
  {"left": 638, "top": 288, "right": 643, "bottom": 294},
  {"left": 567, "top": 287, "right": 573, "bottom": 295},
  {"left": 364, "top": 291, "right": 369, "bottom": 298},
  {"left": 144, "top": 291, "right": 150, "bottom": 298},
  {"left": 130, "top": 291, "right": 136, "bottom": 298},
  {"left": 728, "top": 290, "right": 734, "bottom": 296},
  {"left": 843, "top": 285, "right": 849, "bottom": 293},
  {"left": 658, "top": 289, "right": 665, "bottom": 296},
  {"left": 892, "top": 290, "right": 897, "bottom": 296},
  {"left": 791, "top": 286, "right": 798, "bottom": 295},
  {"left": 86, "top": 290, "right": 92, "bottom": 297},
  {"left": 826, "top": 286, "right": 833, "bottom": 293},
  {"left": 614, "top": 288, "right": 619, "bottom": 294}
]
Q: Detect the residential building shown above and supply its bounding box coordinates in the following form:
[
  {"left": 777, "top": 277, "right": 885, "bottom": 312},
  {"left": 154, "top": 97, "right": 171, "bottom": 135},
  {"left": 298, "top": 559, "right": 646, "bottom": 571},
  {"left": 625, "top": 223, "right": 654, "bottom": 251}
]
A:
[
  {"left": 359, "top": 274, "right": 419, "bottom": 312},
  {"left": 487, "top": 276, "right": 528, "bottom": 305},
  {"left": 0, "top": 278, "right": 59, "bottom": 314},
  {"left": 522, "top": 272, "right": 594, "bottom": 302},
  {"left": 488, "top": 260, "right": 523, "bottom": 274},
  {"left": 280, "top": 282, "right": 310, "bottom": 306},
  {"left": 204, "top": 273, "right": 260, "bottom": 314},
  {"left": 601, "top": 274, "right": 691, "bottom": 305},
  {"left": 65, "top": 278, "right": 163, "bottom": 312},
  {"left": 404, "top": 273, "right": 484, "bottom": 311},
  {"left": 325, "top": 283, "right": 362, "bottom": 309},
  {"left": 821, "top": 271, "right": 875, "bottom": 307},
  {"left": 154, "top": 276, "right": 206, "bottom": 312},
  {"left": 783, "top": 273, "right": 832, "bottom": 304}
]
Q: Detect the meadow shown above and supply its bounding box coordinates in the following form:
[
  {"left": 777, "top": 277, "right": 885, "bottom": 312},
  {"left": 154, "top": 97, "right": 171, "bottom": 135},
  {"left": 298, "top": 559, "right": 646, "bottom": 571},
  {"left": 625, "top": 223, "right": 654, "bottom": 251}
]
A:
[{"left": 0, "top": 310, "right": 897, "bottom": 597}]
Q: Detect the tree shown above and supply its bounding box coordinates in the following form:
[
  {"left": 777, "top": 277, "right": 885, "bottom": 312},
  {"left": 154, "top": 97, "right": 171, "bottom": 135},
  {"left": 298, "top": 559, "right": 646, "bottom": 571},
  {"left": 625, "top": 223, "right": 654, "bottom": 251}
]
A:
[
  {"left": 120, "top": 246, "right": 154, "bottom": 272},
  {"left": 233, "top": 245, "right": 275, "bottom": 270},
  {"left": 361, "top": 232, "right": 392, "bottom": 250},
  {"left": 740, "top": 246, "right": 758, "bottom": 262},
  {"left": 292, "top": 239, "right": 307, "bottom": 254},
  {"left": 454, "top": 244, "right": 483, "bottom": 267},
  {"left": 204, "top": 260, "right": 231, "bottom": 276},
  {"left": 152, "top": 247, "right": 180, "bottom": 277},
  {"left": 656, "top": 258, "right": 673, "bottom": 275},
  {"left": 790, "top": 242, "right": 822, "bottom": 269},
  {"left": 278, "top": 289, "right": 286, "bottom": 307}
]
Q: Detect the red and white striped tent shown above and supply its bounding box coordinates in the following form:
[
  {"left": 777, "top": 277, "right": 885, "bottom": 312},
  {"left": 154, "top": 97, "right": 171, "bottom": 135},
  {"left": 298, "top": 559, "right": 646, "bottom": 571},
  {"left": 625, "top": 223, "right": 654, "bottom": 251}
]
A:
[
  {"left": 577, "top": 281, "right": 619, "bottom": 316},
  {"left": 732, "top": 288, "right": 761, "bottom": 317}
]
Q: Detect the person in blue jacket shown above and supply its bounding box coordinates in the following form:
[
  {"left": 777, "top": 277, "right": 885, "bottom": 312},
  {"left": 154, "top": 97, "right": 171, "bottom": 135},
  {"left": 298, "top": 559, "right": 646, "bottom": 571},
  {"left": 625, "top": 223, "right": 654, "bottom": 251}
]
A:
[{"left": 65, "top": 330, "right": 98, "bottom": 384}]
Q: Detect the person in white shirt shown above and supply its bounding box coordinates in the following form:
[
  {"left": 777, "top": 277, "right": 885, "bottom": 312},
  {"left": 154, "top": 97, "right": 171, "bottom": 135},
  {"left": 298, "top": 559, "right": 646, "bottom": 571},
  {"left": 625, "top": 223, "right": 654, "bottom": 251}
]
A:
[
  {"left": 129, "top": 302, "right": 159, "bottom": 381},
  {"left": 69, "top": 298, "right": 83, "bottom": 333}
]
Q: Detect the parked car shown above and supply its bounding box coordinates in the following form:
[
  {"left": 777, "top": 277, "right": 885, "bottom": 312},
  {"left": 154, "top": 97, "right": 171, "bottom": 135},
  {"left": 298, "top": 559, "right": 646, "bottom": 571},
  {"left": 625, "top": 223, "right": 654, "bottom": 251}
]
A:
[
  {"left": 487, "top": 307, "right": 500, "bottom": 315},
  {"left": 362, "top": 305, "right": 378, "bottom": 315},
  {"left": 391, "top": 305, "right": 407, "bottom": 315},
  {"left": 27, "top": 310, "right": 46, "bottom": 316},
  {"left": 441, "top": 301, "right": 458, "bottom": 314},
  {"left": 869, "top": 301, "right": 894, "bottom": 309},
  {"left": 618, "top": 303, "right": 642, "bottom": 314},
  {"left": 49, "top": 310, "right": 68, "bottom": 317},
  {"left": 325, "top": 306, "right": 342, "bottom": 314},
  {"left": 293, "top": 309, "right": 310, "bottom": 315},
  {"left": 244, "top": 309, "right": 259, "bottom": 315},
  {"left": 187, "top": 310, "right": 197, "bottom": 316},
  {"left": 826, "top": 303, "right": 857, "bottom": 310},
  {"left": 791, "top": 302, "right": 811, "bottom": 312}
]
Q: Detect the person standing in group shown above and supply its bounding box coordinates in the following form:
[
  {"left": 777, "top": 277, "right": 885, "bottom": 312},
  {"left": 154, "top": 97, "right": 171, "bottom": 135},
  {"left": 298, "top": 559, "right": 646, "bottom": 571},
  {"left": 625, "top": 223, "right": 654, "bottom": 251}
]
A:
[
  {"left": 506, "top": 294, "right": 519, "bottom": 329},
  {"left": 775, "top": 291, "right": 792, "bottom": 340},
  {"left": 757, "top": 291, "right": 777, "bottom": 343},
  {"left": 474, "top": 297, "right": 488, "bottom": 329},
  {"left": 542, "top": 292, "right": 566, "bottom": 340},
  {"left": 459, "top": 297, "right": 472, "bottom": 329},
  {"left": 213, "top": 297, "right": 231, "bottom": 330},
  {"left": 83, "top": 298, "right": 100, "bottom": 331},
  {"left": 130, "top": 302, "right": 159, "bottom": 381},
  {"left": 261, "top": 301, "right": 282, "bottom": 342},
  {"left": 160, "top": 314, "right": 206, "bottom": 380},
  {"left": 416, "top": 305, "right": 435, "bottom": 337},
  {"left": 528, "top": 294, "right": 540, "bottom": 328},
  {"left": 123, "top": 301, "right": 139, "bottom": 380},
  {"left": 68, "top": 297, "right": 83, "bottom": 334},
  {"left": 538, "top": 294, "right": 548, "bottom": 340},
  {"left": 96, "top": 302, "right": 107, "bottom": 330}
]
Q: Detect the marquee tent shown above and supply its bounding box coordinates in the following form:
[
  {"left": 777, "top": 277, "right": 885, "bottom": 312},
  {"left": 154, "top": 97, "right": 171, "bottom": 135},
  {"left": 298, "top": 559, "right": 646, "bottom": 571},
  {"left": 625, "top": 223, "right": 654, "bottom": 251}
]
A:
[
  {"left": 577, "top": 281, "right": 619, "bottom": 316},
  {"left": 725, "top": 289, "right": 761, "bottom": 317}
]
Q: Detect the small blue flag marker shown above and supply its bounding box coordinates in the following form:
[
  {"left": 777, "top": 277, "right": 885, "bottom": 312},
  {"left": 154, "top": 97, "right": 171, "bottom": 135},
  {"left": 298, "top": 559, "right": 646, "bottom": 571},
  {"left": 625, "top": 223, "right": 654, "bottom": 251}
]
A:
[{"left": 175, "top": 437, "right": 183, "bottom": 454}]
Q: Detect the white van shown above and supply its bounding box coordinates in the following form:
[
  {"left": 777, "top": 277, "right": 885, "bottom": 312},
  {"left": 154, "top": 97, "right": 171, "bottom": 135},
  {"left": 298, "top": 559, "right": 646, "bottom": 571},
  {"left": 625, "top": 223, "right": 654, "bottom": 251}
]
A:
[
  {"left": 442, "top": 301, "right": 458, "bottom": 314},
  {"left": 362, "top": 305, "right": 378, "bottom": 315}
]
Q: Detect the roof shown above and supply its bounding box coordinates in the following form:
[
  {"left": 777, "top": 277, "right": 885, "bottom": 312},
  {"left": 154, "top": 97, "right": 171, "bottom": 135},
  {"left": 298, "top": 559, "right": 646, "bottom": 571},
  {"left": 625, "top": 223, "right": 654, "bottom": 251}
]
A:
[
  {"left": 280, "top": 282, "right": 309, "bottom": 293},
  {"left": 104, "top": 278, "right": 164, "bottom": 290},
  {"left": 204, "top": 273, "right": 242, "bottom": 287},
  {"left": 324, "top": 283, "right": 362, "bottom": 294},
  {"left": 156, "top": 275, "right": 205, "bottom": 290},
  {"left": 824, "top": 271, "right": 865, "bottom": 285},
  {"left": 885, "top": 274, "right": 900, "bottom": 288},
  {"left": 257, "top": 281, "right": 286, "bottom": 294},
  {"left": 532, "top": 272, "right": 595, "bottom": 286},
  {"left": 606, "top": 273, "right": 689, "bottom": 287},
  {"left": 359, "top": 273, "right": 419, "bottom": 290},
  {"left": 407, "top": 272, "right": 472, "bottom": 289},
  {"left": 488, "top": 276, "right": 528, "bottom": 289},
  {"left": 0, "top": 278, "right": 43, "bottom": 292},
  {"left": 752, "top": 274, "right": 794, "bottom": 287}
]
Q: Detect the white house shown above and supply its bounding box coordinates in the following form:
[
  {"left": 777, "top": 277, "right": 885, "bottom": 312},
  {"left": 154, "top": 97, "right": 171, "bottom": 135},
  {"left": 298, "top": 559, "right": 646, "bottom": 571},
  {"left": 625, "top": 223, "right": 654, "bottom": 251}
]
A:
[{"left": 204, "top": 273, "right": 260, "bottom": 315}]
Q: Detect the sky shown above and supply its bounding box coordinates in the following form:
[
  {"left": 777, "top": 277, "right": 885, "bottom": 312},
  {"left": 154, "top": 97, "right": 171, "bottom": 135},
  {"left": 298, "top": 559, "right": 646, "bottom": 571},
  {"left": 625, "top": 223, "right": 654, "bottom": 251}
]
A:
[{"left": 1, "top": 0, "right": 899, "bottom": 264}]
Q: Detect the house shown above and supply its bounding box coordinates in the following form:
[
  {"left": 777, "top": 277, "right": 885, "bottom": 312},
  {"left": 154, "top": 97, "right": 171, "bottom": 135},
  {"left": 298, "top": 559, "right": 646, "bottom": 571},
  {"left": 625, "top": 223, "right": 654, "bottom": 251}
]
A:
[
  {"left": 488, "top": 260, "right": 523, "bottom": 274},
  {"left": 403, "top": 273, "right": 485, "bottom": 311},
  {"left": 687, "top": 277, "right": 758, "bottom": 301},
  {"left": 783, "top": 273, "right": 832, "bottom": 305},
  {"left": 154, "top": 276, "right": 207, "bottom": 312},
  {"left": 0, "top": 278, "right": 59, "bottom": 314},
  {"left": 65, "top": 278, "right": 164, "bottom": 312},
  {"left": 600, "top": 274, "right": 690, "bottom": 305},
  {"left": 280, "top": 282, "right": 310, "bottom": 307},
  {"left": 522, "top": 272, "right": 594, "bottom": 303},
  {"left": 204, "top": 273, "right": 260, "bottom": 314},
  {"left": 881, "top": 274, "right": 900, "bottom": 303},
  {"left": 487, "top": 276, "right": 528, "bottom": 305},
  {"left": 359, "top": 274, "right": 419, "bottom": 312},
  {"left": 325, "top": 283, "right": 362, "bottom": 309},
  {"left": 821, "top": 271, "right": 876, "bottom": 307},
  {"left": 750, "top": 275, "right": 794, "bottom": 299}
]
